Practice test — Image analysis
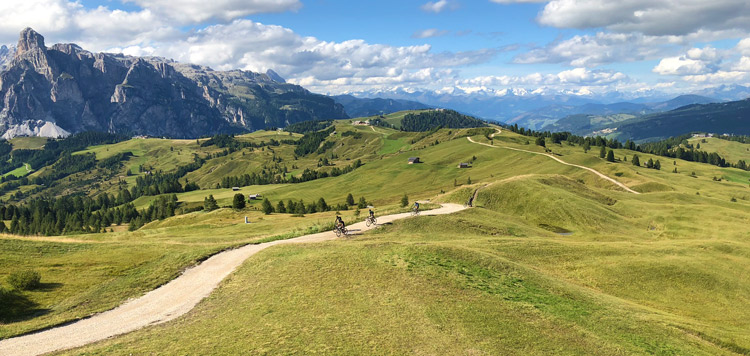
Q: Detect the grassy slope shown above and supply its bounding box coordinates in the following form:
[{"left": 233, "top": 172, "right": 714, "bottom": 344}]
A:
[
  {"left": 9, "top": 137, "right": 47, "bottom": 150},
  {"left": 2, "top": 123, "right": 750, "bottom": 354},
  {"left": 688, "top": 137, "right": 750, "bottom": 164},
  {"left": 63, "top": 174, "right": 750, "bottom": 354}
]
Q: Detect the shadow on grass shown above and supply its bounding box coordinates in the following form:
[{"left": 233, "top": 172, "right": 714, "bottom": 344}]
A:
[
  {"left": 0, "top": 288, "right": 51, "bottom": 323},
  {"left": 35, "top": 282, "right": 63, "bottom": 292}
]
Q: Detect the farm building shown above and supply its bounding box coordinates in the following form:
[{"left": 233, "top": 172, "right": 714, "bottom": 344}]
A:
[
  {"left": 232, "top": 187, "right": 240, "bottom": 191},
  {"left": 408, "top": 157, "right": 421, "bottom": 164},
  {"left": 458, "top": 162, "right": 471, "bottom": 168},
  {"left": 248, "top": 194, "right": 262, "bottom": 200}
]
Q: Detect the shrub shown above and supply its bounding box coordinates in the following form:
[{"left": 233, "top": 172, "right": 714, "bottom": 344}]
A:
[
  {"left": 8, "top": 270, "right": 41, "bottom": 290},
  {"left": 401, "top": 194, "right": 409, "bottom": 207}
]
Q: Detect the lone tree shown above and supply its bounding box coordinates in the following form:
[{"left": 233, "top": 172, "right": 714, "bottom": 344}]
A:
[
  {"left": 606, "top": 149, "right": 615, "bottom": 162},
  {"left": 357, "top": 197, "right": 367, "bottom": 209},
  {"left": 346, "top": 193, "right": 355, "bottom": 206},
  {"left": 261, "top": 198, "right": 273, "bottom": 215},
  {"left": 203, "top": 195, "right": 219, "bottom": 211},
  {"left": 232, "top": 193, "right": 246, "bottom": 210},
  {"left": 599, "top": 145, "right": 607, "bottom": 158},
  {"left": 535, "top": 137, "right": 546, "bottom": 147},
  {"left": 632, "top": 154, "right": 641, "bottom": 166},
  {"left": 582, "top": 142, "right": 591, "bottom": 153},
  {"left": 401, "top": 194, "right": 409, "bottom": 207}
]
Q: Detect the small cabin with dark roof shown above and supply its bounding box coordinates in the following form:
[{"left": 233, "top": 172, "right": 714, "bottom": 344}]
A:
[
  {"left": 408, "top": 157, "right": 421, "bottom": 164},
  {"left": 458, "top": 162, "right": 471, "bottom": 168},
  {"left": 248, "top": 194, "right": 262, "bottom": 200}
]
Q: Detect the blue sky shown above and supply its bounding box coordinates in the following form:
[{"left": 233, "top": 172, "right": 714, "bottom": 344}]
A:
[{"left": 2, "top": 0, "right": 750, "bottom": 97}]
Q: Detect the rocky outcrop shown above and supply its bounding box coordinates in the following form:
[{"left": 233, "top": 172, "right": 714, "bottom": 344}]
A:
[{"left": 0, "top": 28, "right": 348, "bottom": 139}]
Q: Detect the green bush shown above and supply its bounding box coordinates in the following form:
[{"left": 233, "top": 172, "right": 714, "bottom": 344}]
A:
[{"left": 8, "top": 270, "right": 41, "bottom": 290}]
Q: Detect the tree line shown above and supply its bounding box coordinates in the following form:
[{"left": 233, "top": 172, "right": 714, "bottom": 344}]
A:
[{"left": 401, "top": 110, "right": 487, "bottom": 132}]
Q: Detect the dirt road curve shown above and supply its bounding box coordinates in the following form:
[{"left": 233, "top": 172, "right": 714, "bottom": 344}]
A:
[
  {"left": 467, "top": 136, "right": 640, "bottom": 194},
  {"left": 0, "top": 204, "right": 466, "bottom": 356}
]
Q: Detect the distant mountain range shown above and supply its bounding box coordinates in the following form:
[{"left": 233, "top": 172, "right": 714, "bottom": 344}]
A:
[
  {"left": 0, "top": 28, "right": 347, "bottom": 139},
  {"left": 587, "top": 98, "right": 750, "bottom": 142},
  {"left": 342, "top": 87, "right": 750, "bottom": 127},
  {"left": 332, "top": 95, "right": 431, "bottom": 118}
]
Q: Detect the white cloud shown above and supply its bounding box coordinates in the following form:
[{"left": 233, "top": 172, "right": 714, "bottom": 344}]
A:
[
  {"left": 653, "top": 57, "right": 711, "bottom": 75},
  {"left": 412, "top": 29, "right": 450, "bottom": 39},
  {"left": 537, "top": 0, "right": 750, "bottom": 37},
  {"left": 123, "top": 0, "right": 302, "bottom": 24},
  {"left": 420, "top": 0, "right": 456, "bottom": 13},
  {"left": 459, "top": 67, "right": 629, "bottom": 88}
]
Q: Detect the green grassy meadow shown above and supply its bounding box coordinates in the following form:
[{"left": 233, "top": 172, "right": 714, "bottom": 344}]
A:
[{"left": 1, "top": 117, "right": 750, "bottom": 354}]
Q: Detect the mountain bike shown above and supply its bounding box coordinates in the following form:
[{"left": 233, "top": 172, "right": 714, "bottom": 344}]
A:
[
  {"left": 411, "top": 207, "right": 420, "bottom": 216},
  {"left": 334, "top": 225, "right": 348, "bottom": 237},
  {"left": 365, "top": 216, "right": 377, "bottom": 227}
]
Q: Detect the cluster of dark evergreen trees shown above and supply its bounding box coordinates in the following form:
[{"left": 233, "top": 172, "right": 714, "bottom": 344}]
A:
[
  {"left": 294, "top": 127, "right": 336, "bottom": 156},
  {"left": 0, "top": 132, "right": 128, "bottom": 176},
  {"left": 401, "top": 110, "right": 487, "bottom": 132},
  {"left": 284, "top": 120, "right": 333, "bottom": 134},
  {"left": 259, "top": 193, "right": 368, "bottom": 215},
  {"left": 0, "top": 190, "right": 181, "bottom": 236},
  {"left": 220, "top": 159, "right": 362, "bottom": 188}
]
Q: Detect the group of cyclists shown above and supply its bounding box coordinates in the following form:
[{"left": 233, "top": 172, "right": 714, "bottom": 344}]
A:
[{"left": 334, "top": 202, "right": 420, "bottom": 237}]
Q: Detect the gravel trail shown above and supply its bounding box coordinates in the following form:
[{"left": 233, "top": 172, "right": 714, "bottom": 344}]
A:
[{"left": 0, "top": 204, "right": 466, "bottom": 356}]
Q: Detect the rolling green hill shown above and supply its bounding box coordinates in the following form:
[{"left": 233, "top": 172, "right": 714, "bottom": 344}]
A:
[{"left": 0, "top": 113, "right": 749, "bottom": 354}]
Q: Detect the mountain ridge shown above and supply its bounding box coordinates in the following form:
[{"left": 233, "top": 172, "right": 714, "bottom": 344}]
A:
[{"left": 0, "top": 28, "right": 347, "bottom": 139}]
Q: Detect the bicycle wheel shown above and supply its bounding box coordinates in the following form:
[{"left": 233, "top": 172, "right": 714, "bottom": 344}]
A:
[
  {"left": 334, "top": 228, "right": 341, "bottom": 237},
  {"left": 366, "top": 219, "right": 372, "bottom": 227}
]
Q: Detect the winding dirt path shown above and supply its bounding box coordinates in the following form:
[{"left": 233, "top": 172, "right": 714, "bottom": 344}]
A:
[
  {"left": 467, "top": 135, "right": 639, "bottom": 194},
  {"left": 0, "top": 204, "right": 466, "bottom": 356}
]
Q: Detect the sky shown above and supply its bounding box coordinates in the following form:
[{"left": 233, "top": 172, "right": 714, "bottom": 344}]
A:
[{"left": 1, "top": 0, "right": 750, "bottom": 96}]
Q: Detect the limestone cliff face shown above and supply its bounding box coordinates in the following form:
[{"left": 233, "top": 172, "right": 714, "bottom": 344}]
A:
[{"left": 0, "top": 28, "right": 348, "bottom": 139}]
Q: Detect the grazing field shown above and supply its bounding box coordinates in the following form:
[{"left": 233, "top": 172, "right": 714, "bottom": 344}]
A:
[
  {"left": 2, "top": 117, "right": 750, "bottom": 354},
  {"left": 61, "top": 178, "right": 750, "bottom": 354},
  {"left": 688, "top": 136, "right": 750, "bottom": 163},
  {"left": 9, "top": 137, "right": 47, "bottom": 150}
]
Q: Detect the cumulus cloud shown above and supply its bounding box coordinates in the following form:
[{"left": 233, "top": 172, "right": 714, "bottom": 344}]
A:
[
  {"left": 537, "top": 0, "right": 750, "bottom": 37},
  {"left": 412, "top": 29, "right": 450, "bottom": 39}
]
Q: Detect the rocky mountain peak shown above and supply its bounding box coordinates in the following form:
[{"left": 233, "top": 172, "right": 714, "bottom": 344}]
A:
[
  {"left": 16, "top": 27, "right": 46, "bottom": 56},
  {"left": 0, "top": 28, "right": 347, "bottom": 139}
]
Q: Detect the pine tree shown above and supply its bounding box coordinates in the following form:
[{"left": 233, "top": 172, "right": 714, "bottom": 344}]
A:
[
  {"left": 203, "top": 195, "right": 219, "bottom": 211},
  {"left": 535, "top": 137, "right": 545, "bottom": 147},
  {"left": 583, "top": 142, "right": 590, "bottom": 153},
  {"left": 606, "top": 149, "right": 615, "bottom": 162},
  {"left": 276, "top": 200, "right": 287, "bottom": 213},
  {"left": 401, "top": 194, "right": 409, "bottom": 207},
  {"left": 599, "top": 145, "right": 607, "bottom": 158},
  {"left": 346, "top": 193, "right": 355, "bottom": 206},
  {"left": 357, "top": 197, "right": 367, "bottom": 209},
  {"left": 261, "top": 198, "right": 273, "bottom": 215},
  {"left": 232, "top": 193, "right": 246, "bottom": 210},
  {"left": 632, "top": 154, "right": 640, "bottom": 166},
  {"left": 646, "top": 158, "right": 654, "bottom": 169},
  {"left": 654, "top": 160, "right": 661, "bottom": 170},
  {"left": 317, "top": 197, "right": 328, "bottom": 212}
]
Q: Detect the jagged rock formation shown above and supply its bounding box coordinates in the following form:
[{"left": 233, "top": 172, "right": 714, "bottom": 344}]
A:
[{"left": 0, "top": 28, "right": 347, "bottom": 139}]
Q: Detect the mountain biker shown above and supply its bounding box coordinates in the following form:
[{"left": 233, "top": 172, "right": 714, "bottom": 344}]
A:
[
  {"left": 412, "top": 201, "right": 420, "bottom": 213},
  {"left": 335, "top": 215, "right": 345, "bottom": 230},
  {"left": 368, "top": 208, "right": 375, "bottom": 219}
]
